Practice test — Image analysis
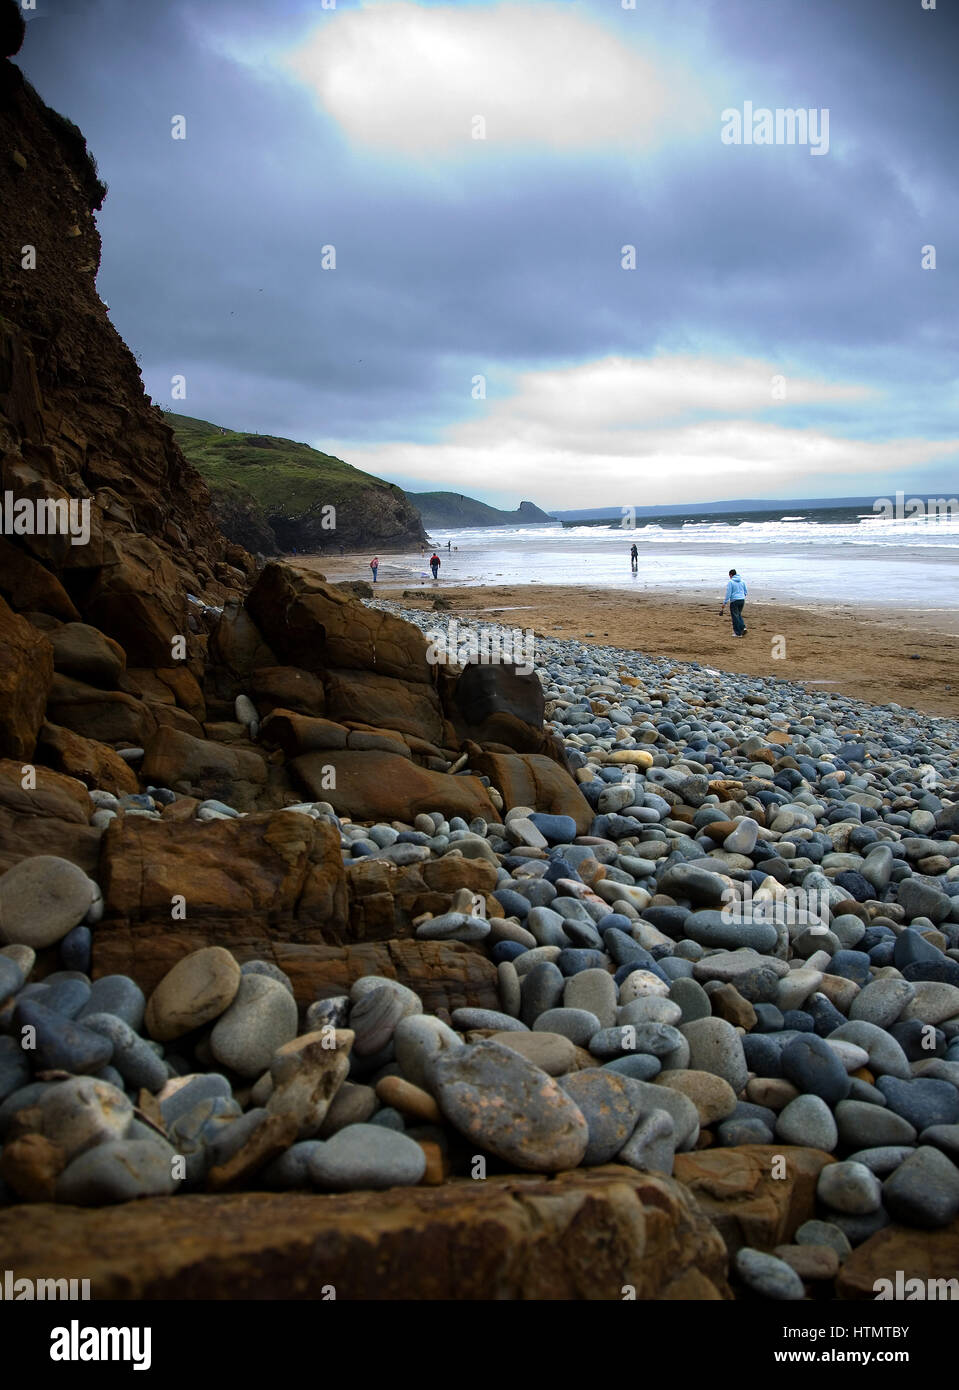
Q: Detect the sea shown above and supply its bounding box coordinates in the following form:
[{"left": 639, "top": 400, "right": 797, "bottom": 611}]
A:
[{"left": 402, "top": 502, "right": 959, "bottom": 611}]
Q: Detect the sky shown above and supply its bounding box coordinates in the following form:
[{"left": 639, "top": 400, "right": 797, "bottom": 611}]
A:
[{"left": 18, "top": 0, "right": 959, "bottom": 511}]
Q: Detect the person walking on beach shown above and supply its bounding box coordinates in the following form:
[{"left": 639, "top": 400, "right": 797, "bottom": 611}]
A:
[
  {"left": 630, "top": 543, "right": 638, "bottom": 572},
  {"left": 430, "top": 552, "right": 441, "bottom": 579},
  {"left": 721, "top": 569, "right": 748, "bottom": 636},
  {"left": 447, "top": 540, "right": 451, "bottom": 551},
  {"left": 369, "top": 556, "right": 379, "bottom": 583}
]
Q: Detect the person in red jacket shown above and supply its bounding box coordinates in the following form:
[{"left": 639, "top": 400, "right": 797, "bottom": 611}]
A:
[
  {"left": 369, "top": 557, "right": 379, "bottom": 582},
  {"left": 430, "top": 552, "right": 441, "bottom": 579}
]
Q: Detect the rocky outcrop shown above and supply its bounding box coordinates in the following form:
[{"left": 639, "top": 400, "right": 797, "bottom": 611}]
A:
[
  {"left": 0, "top": 33, "right": 244, "bottom": 673},
  {"left": 0, "top": 1169, "right": 731, "bottom": 1299},
  {"left": 0, "top": 595, "right": 53, "bottom": 759},
  {"left": 836, "top": 1220, "right": 959, "bottom": 1299}
]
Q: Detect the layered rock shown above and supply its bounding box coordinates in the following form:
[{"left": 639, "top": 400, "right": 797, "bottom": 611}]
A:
[{"left": 0, "top": 1169, "right": 731, "bottom": 1299}]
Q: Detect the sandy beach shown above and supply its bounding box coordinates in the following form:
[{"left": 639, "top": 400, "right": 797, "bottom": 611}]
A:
[{"left": 296, "top": 553, "right": 959, "bottom": 719}]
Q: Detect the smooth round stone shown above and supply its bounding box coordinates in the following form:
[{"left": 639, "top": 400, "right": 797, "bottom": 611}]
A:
[
  {"left": 0, "top": 1035, "right": 30, "bottom": 1103},
  {"left": 920, "top": 1124, "right": 959, "bottom": 1163},
  {"left": 656, "top": 863, "right": 729, "bottom": 907},
  {"left": 776, "top": 969, "right": 823, "bottom": 1012},
  {"left": 654, "top": 1070, "right": 737, "bottom": 1125},
  {"left": 557, "top": 948, "right": 608, "bottom": 975},
  {"left": 828, "top": 1022, "right": 912, "bottom": 1079},
  {"left": 368, "top": 1107, "right": 405, "bottom": 1131},
  {"left": 158, "top": 1072, "right": 234, "bottom": 1128},
  {"left": 602, "top": 1054, "right": 662, "bottom": 1081},
  {"left": 305, "top": 1117, "right": 425, "bottom": 1195},
  {"left": 683, "top": 910, "right": 778, "bottom": 954},
  {"left": 210, "top": 975, "right": 298, "bottom": 1079},
  {"left": 56, "top": 1137, "right": 178, "bottom": 1204},
  {"left": 35, "top": 1076, "right": 133, "bottom": 1159},
  {"left": 393, "top": 1015, "right": 462, "bottom": 1091},
  {"left": 350, "top": 986, "right": 418, "bottom": 1057},
  {"left": 41, "top": 977, "right": 91, "bottom": 1019},
  {"left": 145, "top": 947, "right": 242, "bottom": 1042},
  {"left": 533, "top": 1008, "right": 601, "bottom": 1047},
  {"left": 899, "top": 981, "right": 959, "bottom": 1025},
  {"left": 261, "top": 1140, "right": 324, "bottom": 1189},
  {"left": 775, "top": 1093, "right": 838, "bottom": 1151},
  {"left": 240, "top": 960, "right": 294, "bottom": 995},
  {"left": 80, "top": 1013, "right": 167, "bottom": 1092},
  {"left": 558, "top": 1070, "right": 644, "bottom": 1164},
  {"left": 882, "top": 1146, "right": 959, "bottom": 1229},
  {"left": 834, "top": 1099, "right": 917, "bottom": 1148},
  {"left": 616, "top": 997, "right": 682, "bottom": 1028},
  {"left": 668, "top": 977, "right": 712, "bottom": 1024},
  {"left": 619, "top": 970, "right": 670, "bottom": 1002},
  {"left": 734, "top": 1248, "right": 805, "bottom": 1301},
  {"left": 491, "top": 1030, "right": 576, "bottom": 1075},
  {"left": 794, "top": 1219, "right": 852, "bottom": 1260},
  {"left": 817, "top": 1160, "right": 883, "bottom": 1215},
  {"left": 0, "top": 943, "right": 35, "bottom": 976},
  {"left": 415, "top": 912, "right": 490, "bottom": 943},
  {"left": 520, "top": 961, "right": 566, "bottom": 1026},
  {"left": 497, "top": 960, "right": 522, "bottom": 1017},
  {"left": 826, "top": 1039, "right": 870, "bottom": 1073},
  {"left": 59, "top": 925, "right": 92, "bottom": 975},
  {"left": 876, "top": 1075, "right": 959, "bottom": 1130},
  {"left": 845, "top": 1145, "right": 917, "bottom": 1175},
  {"left": 724, "top": 818, "right": 759, "bottom": 855},
  {"left": 14, "top": 998, "right": 112, "bottom": 1074},
  {"left": 0, "top": 955, "right": 24, "bottom": 1006},
  {"left": 78, "top": 976, "right": 146, "bottom": 1032},
  {"left": 350, "top": 976, "right": 423, "bottom": 1010},
  {"left": 849, "top": 977, "right": 916, "bottom": 1029},
  {"left": 781, "top": 1034, "right": 851, "bottom": 1105},
  {"left": 681, "top": 1017, "right": 748, "bottom": 1093},
  {"left": 0, "top": 856, "right": 96, "bottom": 948},
  {"left": 431, "top": 1039, "right": 589, "bottom": 1171},
  {"left": 525, "top": 906, "right": 569, "bottom": 947},
  {"left": 451, "top": 1007, "right": 527, "bottom": 1033}
]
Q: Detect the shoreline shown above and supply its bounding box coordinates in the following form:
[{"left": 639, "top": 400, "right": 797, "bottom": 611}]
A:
[{"left": 292, "top": 553, "right": 959, "bottom": 719}]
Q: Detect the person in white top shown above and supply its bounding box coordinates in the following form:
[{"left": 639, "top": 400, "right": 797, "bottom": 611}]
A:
[{"left": 720, "top": 569, "right": 748, "bottom": 636}]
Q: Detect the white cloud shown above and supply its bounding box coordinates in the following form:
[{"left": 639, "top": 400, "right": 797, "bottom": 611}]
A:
[
  {"left": 323, "top": 354, "right": 956, "bottom": 507},
  {"left": 281, "top": 2, "right": 709, "bottom": 155}
]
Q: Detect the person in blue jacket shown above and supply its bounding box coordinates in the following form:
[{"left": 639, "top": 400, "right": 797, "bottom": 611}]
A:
[{"left": 720, "top": 569, "right": 748, "bottom": 636}]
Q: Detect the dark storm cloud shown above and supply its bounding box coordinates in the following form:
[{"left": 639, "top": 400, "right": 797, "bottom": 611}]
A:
[{"left": 15, "top": 0, "right": 958, "bottom": 502}]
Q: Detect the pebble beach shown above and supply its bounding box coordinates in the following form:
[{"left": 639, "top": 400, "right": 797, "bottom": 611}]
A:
[{"left": 3, "top": 593, "right": 959, "bottom": 1302}]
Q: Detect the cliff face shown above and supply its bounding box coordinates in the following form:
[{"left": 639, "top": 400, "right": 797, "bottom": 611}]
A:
[{"left": 0, "top": 25, "right": 249, "bottom": 668}]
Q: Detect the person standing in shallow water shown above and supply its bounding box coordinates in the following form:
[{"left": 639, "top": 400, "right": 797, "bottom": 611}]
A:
[
  {"left": 630, "top": 543, "right": 638, "bottom": 572},
  {"left": 430, "top": 552, "right": 441, "bottom": 579},
  {"left": 369, "top": 556, "right": 379, "bottom": 583},
  {"left": 721, "top": 568, "right": 748, "bottom": 636}
]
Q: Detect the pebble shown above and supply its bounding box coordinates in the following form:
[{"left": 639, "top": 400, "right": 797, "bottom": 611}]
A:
[
  {"left": 876, "top": 1075, "right": 959, "bottom": 1130},
  {"left": 393, "top": 1014, "right": 463, "bottom": 1091},
  {"left": 533, "top": 1008, "right": 601, "bottom": 1047},
  {"left": 15, "top": 999, "right": 113, "bottom": 1074},
  {"left": 80, "top": 1013, "right": 168, "bottom": 1092},
  {"left": 78, "top": 976, "right": 146, "bottom": 1032},
  {"left": 735, "top": 1248, "right": 806, "bottom": 1300},
  {"left": 817, "top": 1160, "right": 883, "bottom": 1215},
  {"left": 210, "top": 974, "right": 298, "bottom": 1078},
  {"left": 308, "top": 1124, "right": 428, "bottom": 1190},
  {"left": 145, "top": 947, "right": 242, "bottom": 1042},
  {"left": 882, "top": 1146, "right": 959, "bottom": 1229},
  {"left": 56, "top": 1137, "right": 179, "bottom": 1204},
  {"left": 775, "top": 1093, "right": 838, "bottom": 1151},
  {"left": 680, "top": 1017, "right": 748, "bottom": 1093},
  {"left": 0, "top": 856, "right": 96, "bottom": 948},
  {"left": 558, "top": 1070, "right": 644, "bottom": 1164},
  {"left": 430, "top": 1039, "right": 589, "bottom": 1171}
]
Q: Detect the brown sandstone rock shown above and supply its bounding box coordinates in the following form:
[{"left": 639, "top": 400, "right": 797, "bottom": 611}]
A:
[
  {"left": 208, "top": 601, "right": 277, "bottom": 691},
  {"left": 0, "top": 1132, "right": 67, "bottom": 1202},
  {"left": 324, "top": 668, "right": 445, "bottom": 743},
  {"left": 250, "top": 666, "right": 326, "bottom": 718},
  {"left": 0, "top": 537, "right": 79, "bottom": 620},
  {"left": 36, "top": 722, "right": 139, "bottom": 796},
  {"left": 0, "top": 594, "right": 53, "bottom": 759},
  {"left": 96, "top": 811, "right": 348, "bottom": 987},
  {"left": 469, "top": 750, "right": 593, "bottom": 834},
  {"left": 246, "top": 563, "right": 432, "bottom": 682},
  {"left": 259, "top": 709, "right": 348, "bottom": 757},
  {"left": 46, "top": 673, "right": 156, "bottom": 746},
  {"left": 835, "top": 1221, "right": 959, "bottom": 1299},
  {"left": 672, "top": 1145, "right": 835, "bottom": 1255},
  {"left": 0, "top": 1168, "right": 731, "bottom": 1299},
  {"left": 292, "top": 749, "right": 497, "bottom": 823},
  {"left": 48, "top": 621, "right": 125, "bottom": 687},
  {"left": 139, "top": 725, "right": 268, "bottom": 809}
]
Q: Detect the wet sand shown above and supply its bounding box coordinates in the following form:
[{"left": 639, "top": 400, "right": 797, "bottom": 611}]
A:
[{"left": 294, "top": 553, "right": 959, "bottom": 719}]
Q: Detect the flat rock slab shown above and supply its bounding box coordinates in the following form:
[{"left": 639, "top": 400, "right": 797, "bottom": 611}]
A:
[
  {"left": 0, "top": 1171, "right": 731, "bottom": 1300},
  {"left": 836, "top": 1219, "right": 959, "bottom": 1299}
]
